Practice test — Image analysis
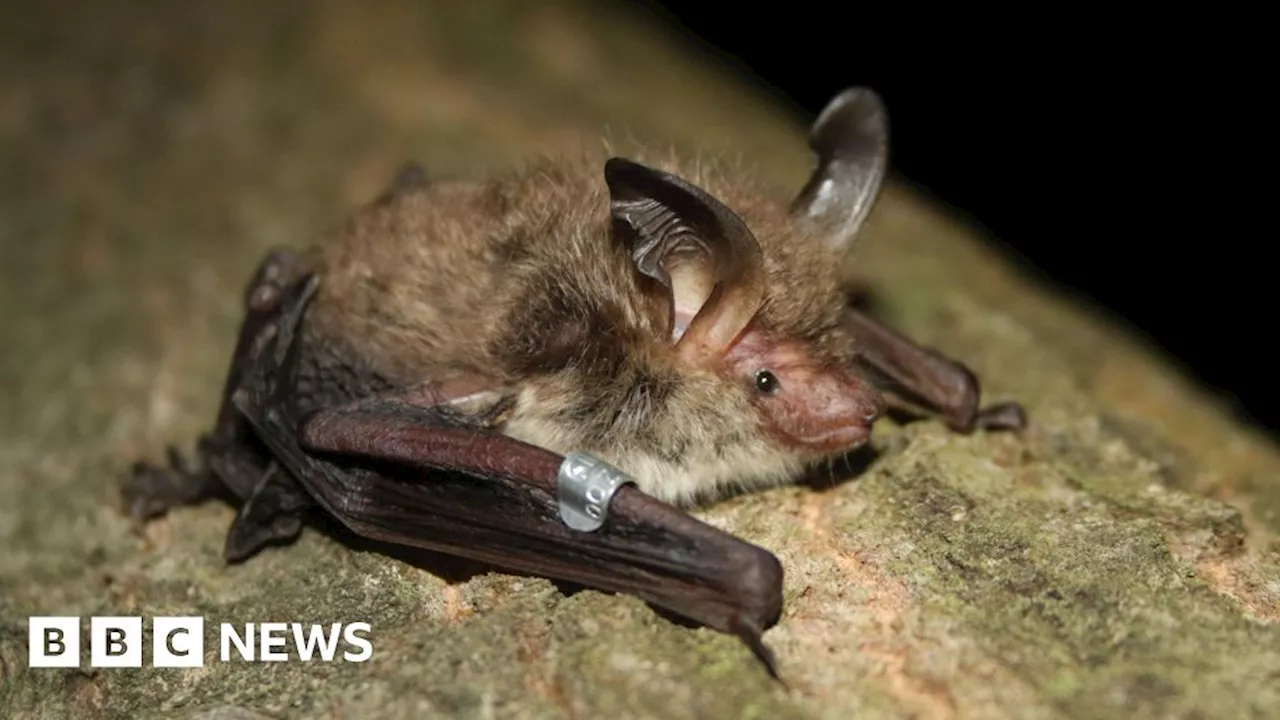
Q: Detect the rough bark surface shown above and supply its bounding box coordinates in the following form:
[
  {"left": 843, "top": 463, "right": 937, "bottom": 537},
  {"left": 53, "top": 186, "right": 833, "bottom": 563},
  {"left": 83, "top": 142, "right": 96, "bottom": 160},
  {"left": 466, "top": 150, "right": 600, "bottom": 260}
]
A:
[{"left": 1, "top": 1, "right": 1277, "bottom": 718}]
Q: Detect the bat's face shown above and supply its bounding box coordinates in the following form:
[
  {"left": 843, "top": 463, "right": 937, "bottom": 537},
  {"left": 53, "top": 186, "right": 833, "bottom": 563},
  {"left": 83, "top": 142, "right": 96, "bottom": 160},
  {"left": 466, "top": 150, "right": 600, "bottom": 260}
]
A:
[
  {"left": 505, "top": 88, "right": 893, "bottom": 505},
  {"left": 722, "top": 326, "right": 883, "bottom": 453}
]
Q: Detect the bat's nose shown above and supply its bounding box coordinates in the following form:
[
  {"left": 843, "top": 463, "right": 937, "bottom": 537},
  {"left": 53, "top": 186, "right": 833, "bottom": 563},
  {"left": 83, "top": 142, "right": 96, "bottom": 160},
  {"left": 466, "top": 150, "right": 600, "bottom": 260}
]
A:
[
  {"left": 861, "top": 384, "right": 886, "bottom": 424},
  {"left": 791, "top": 371, "right": 883, "bottom": 451}
]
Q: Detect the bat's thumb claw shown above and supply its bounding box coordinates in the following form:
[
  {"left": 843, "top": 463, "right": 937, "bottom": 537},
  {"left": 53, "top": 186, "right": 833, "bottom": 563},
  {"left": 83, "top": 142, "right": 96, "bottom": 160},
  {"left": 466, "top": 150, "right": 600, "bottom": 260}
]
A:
[{"left": 730, "top": 617, "right": 784, "bottom": 684}]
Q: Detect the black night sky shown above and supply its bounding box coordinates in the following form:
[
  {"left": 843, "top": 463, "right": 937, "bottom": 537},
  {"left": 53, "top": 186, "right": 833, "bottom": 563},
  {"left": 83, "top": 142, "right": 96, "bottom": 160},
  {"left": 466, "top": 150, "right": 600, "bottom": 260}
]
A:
[{"left": 638, "top": 3, "right": 1265, "bottom": 434}]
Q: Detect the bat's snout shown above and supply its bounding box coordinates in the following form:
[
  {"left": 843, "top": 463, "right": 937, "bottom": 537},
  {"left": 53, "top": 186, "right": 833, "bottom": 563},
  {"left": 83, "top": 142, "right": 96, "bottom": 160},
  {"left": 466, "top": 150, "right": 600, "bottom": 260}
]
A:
[
  {"left": 758, "top": 363, "right": 884, "bottom": 453},
  {"left": 792, "top": 370, "right": 883, "bottom": 451}
]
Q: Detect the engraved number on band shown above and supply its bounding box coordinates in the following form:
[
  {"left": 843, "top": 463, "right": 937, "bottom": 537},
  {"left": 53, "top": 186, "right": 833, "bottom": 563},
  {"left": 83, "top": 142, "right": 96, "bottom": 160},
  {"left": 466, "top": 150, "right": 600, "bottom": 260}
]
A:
[{"left": 557, "top": 452, "right": 636, "bottom": 532}]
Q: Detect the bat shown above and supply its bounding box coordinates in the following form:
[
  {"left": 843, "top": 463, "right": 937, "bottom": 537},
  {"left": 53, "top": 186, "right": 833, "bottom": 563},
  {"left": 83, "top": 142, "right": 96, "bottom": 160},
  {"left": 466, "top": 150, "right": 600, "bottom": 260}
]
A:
[{"left": 123, "top": 87, "right": 1026, "bottom": 678}]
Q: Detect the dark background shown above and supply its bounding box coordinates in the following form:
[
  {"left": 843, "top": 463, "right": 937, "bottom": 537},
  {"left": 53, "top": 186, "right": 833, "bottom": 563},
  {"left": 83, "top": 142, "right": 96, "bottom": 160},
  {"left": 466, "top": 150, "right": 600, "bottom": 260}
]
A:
[{"left": 633, "top": 3, "right": 1268, "bottom": 433}]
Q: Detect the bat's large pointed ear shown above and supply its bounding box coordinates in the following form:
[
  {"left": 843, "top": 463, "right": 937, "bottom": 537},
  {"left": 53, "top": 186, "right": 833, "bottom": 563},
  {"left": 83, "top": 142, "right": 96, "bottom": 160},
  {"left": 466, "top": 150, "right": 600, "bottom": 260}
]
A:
[
  {"left": 790, "top": 87, "right": 889, "bottom": 252},
  {"left": 605, "top": 157, "right": 765, "bottom": 366}
]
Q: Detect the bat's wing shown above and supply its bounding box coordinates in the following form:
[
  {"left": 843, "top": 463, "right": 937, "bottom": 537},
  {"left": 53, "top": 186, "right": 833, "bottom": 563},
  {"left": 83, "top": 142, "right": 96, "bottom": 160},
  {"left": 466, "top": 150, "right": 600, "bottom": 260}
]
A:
[{"left": 232, "top": 273, "right": 785, "bottom": 676}]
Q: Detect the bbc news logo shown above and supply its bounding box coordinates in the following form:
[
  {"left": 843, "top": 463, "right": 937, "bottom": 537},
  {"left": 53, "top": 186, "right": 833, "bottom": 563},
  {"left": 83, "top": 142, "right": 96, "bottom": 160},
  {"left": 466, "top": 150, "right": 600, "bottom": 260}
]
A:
[{"left": 29, "top": 617, "right": 372, "bottom": 668}]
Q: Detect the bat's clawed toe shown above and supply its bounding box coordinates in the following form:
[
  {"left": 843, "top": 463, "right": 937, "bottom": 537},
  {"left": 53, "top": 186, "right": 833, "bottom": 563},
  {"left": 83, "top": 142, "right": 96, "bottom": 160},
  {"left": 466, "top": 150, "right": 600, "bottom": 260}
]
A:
[
  {"left": 121, "top": 466, "right": 171, "bottom": 520},
  {"left": 974, "top": 401, "right": 1029, "bottom": 431},
  {"left": 122, "top": 449, "right": 214, "bottom": 520}
]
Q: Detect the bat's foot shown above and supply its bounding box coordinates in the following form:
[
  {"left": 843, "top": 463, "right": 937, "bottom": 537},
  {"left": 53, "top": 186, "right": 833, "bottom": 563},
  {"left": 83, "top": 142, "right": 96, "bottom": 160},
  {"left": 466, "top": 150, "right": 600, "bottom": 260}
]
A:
[
  {"left": 122, "top": 249, "right": 312, "bottom": 530},
  {"left": 123, "top": 444, "right": 217, "bottom": 519},
  {"left": 974, "top": 401, "right": 1028, "bottom": 431}
]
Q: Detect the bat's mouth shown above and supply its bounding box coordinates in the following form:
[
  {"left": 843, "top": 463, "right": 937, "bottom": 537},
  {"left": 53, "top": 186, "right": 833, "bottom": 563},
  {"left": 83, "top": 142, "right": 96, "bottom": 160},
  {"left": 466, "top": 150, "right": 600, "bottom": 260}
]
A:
[{"left": 788, "top": 421, "right": 874, "bottom": 452}]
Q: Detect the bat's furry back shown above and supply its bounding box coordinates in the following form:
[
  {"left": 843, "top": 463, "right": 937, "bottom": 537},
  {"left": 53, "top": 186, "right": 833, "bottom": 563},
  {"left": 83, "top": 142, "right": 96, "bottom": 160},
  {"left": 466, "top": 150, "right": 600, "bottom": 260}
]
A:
[{"left": 304, "top": 151, "right": 861, "bottom": 505}]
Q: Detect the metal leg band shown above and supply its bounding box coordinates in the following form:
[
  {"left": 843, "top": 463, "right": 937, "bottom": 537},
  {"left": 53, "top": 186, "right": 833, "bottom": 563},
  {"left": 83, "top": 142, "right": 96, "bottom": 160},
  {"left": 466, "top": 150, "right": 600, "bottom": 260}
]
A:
[{"left": 556, "top": 452, "right": 636, "bottom": 532}]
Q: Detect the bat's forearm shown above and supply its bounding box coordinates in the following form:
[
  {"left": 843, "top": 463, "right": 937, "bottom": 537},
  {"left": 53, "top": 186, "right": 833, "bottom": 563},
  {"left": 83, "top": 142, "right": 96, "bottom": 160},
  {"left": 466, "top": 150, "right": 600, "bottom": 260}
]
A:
[
  {"left": 294, "top": 404, "right": 784, "bottom": 673},
  {"left": 301, "top": 403, "right": 563, "bottom": 482},
  {"left": 844, "top": 307, "right": 1026, "bottom": 432}
]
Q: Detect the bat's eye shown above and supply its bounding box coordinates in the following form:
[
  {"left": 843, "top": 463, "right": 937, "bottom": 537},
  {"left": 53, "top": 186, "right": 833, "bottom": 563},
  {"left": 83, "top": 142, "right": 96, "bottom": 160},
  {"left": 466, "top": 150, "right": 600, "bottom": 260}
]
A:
[{"left": 754, "top": 369, "right": 780, "bottom": 394}]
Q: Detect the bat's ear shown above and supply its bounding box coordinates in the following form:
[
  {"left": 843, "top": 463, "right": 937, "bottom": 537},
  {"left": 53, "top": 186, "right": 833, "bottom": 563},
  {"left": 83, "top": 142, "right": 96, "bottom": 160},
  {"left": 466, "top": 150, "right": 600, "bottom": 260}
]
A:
[
  {"left": 605, "top": 157, "right": 765, "bottom": 366},
  {"left": 789, "top": 87, "right": 889, "bottom": 253}
]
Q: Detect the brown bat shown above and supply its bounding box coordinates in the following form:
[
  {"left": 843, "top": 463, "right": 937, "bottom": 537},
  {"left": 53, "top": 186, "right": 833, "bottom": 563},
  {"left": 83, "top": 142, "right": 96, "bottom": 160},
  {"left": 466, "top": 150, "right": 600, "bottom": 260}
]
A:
[{"left": 124, "top": 88, "right": 1025, "bottom": 677}]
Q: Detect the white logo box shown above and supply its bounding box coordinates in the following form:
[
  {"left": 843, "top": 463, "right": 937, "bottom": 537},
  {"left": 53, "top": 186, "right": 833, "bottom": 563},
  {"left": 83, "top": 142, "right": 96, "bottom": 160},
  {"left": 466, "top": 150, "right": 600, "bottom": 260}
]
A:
[{"left": 29, "top": 616, "right": 204, "bottom": 669}]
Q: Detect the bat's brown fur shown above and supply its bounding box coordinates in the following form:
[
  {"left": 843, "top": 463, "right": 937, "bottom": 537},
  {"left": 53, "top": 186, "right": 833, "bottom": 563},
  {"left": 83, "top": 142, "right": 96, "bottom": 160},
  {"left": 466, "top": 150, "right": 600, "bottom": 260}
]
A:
[
  {"left": 122, "top": 88, "right": 1019, "bottom": 674},
  {"left": 304, "top": 151, "right": 867, "bottom": 505}
]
